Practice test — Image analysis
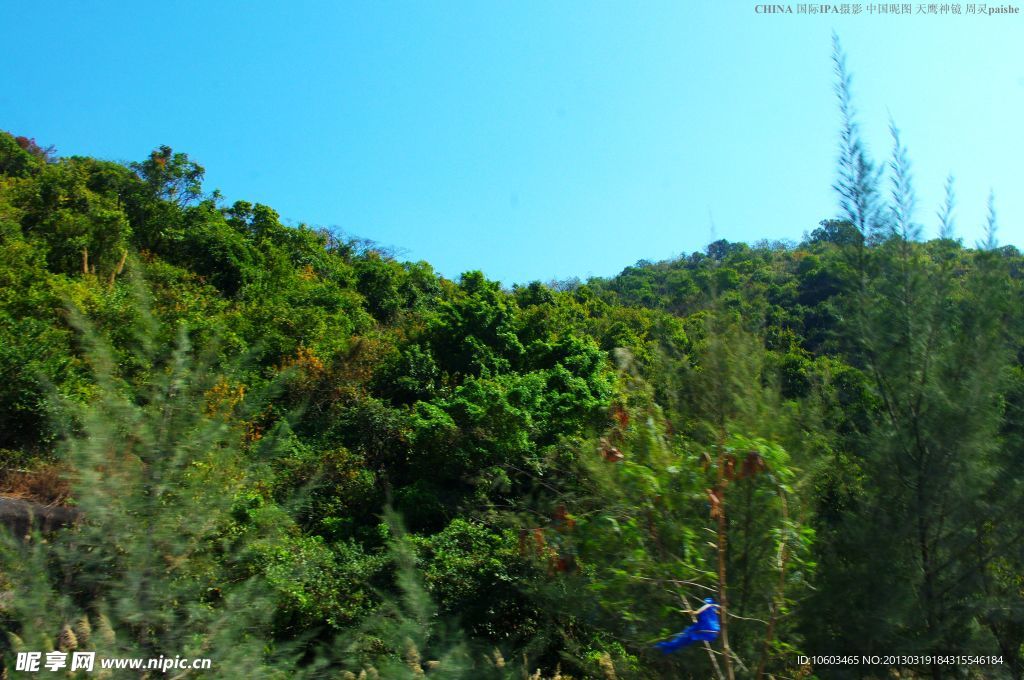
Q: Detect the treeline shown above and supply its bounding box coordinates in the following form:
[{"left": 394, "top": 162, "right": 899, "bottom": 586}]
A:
[{"left": 1, "top": 46, "right": 1023, "bottom": 679}]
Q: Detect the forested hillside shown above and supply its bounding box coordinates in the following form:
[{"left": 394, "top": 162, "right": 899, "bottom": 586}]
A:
[{"left": 2, "top": 52, "right": 1022, "bottom": 679}]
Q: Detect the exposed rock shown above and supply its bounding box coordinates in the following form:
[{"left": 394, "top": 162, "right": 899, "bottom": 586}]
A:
[{"left": 0, "top": 496, "right": 80, "bottom": 538}]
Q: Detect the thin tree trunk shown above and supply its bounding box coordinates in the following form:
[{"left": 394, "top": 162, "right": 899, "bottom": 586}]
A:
[
  {"left": 108, "top": 249, "right": 128, "bottom": 287},
  {"left": 756, "top": 493, "right": 789, "bottom": 680},
  {"left": 917, "top": 500, "right": 941, "bottom": 680},
  {"left": 716, "top": 436, "right": 735, "bottom": 680},
  {"left": 739, "top": 480, "right": 754, "bottom": 616},
  {"left": 681, "top": 591, "right": 725, "bottom": 680}
]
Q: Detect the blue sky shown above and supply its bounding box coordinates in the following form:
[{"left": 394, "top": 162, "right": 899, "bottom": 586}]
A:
[{"left": 2, "top": 2, "right": 1021, "bottom": 284}]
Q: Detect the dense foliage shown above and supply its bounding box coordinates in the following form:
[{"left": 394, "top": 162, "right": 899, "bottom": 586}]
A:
[{"left": 1, "top": 46, "right": 1022, "bottom": 679}]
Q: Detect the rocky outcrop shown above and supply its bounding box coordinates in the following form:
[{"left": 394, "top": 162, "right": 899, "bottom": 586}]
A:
[{"left": 0, "top": 496, "right": 80, "bottom": 538}]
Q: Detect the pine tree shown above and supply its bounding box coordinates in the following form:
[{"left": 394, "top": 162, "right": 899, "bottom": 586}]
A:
[
  {"left": 810, "top": 38, "right": 1018, "bottom": 679},
  {"left": 1, "top": 301, "right": 307, "bottom": 677}
]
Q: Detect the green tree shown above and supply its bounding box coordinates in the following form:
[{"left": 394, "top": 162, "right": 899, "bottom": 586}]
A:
[
  {"left": 2, "top": 315, "right": 313, "bottom": 676},
  {"left": 804, "top": 41, "right": 1019, "bottom": 679},
  {"left": 129, "top": 145, "right": 207, "bottom": 208}
]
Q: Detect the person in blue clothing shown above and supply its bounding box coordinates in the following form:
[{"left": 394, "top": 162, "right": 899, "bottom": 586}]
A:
[{"left": 654, "top": 598, "right": 721, "bottom": 653}]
